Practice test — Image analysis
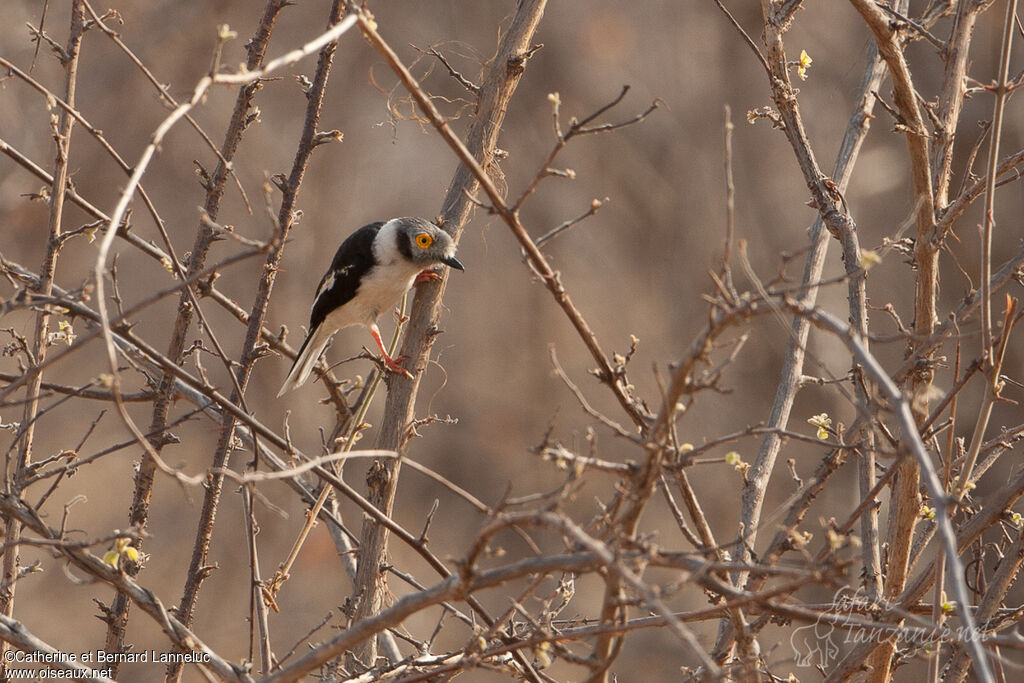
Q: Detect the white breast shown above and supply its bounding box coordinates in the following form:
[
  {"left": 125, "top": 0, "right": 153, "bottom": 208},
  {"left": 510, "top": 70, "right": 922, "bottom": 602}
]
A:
[{"left": 342, "top": 261, "right": 422, "bottom": 327}]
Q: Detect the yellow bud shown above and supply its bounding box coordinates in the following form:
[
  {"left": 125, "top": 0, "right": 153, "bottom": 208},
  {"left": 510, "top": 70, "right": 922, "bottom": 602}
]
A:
[
  {"left": 797, "top": 50, "right": 813, "bottom": 80},
  {"left": 859, "top": 249, "right": 881, "bottom": 270},
  {"left": 533, "top": 641, "right": 553, "bottom": 668}
]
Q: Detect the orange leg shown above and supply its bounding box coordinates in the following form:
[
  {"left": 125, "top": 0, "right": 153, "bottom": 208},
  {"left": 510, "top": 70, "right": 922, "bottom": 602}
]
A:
[{"left": 369, "top": 324, "right": 413, "bottom": 378}]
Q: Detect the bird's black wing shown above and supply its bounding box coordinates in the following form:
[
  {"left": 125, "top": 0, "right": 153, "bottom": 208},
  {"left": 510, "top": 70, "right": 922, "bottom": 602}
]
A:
[{"left": 309, "top": 221, "right": 384, "bottom": 330}]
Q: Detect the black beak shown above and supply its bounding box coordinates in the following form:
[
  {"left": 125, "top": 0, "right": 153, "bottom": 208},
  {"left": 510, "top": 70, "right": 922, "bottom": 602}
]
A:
[{"left": 443, "top": 255, "right": 465, "bottom": 271}]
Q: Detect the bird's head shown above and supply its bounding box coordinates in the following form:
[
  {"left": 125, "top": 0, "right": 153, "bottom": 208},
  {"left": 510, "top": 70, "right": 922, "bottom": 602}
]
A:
[{"left": 392, "top": 217, "right": 465, "bottom": 271}]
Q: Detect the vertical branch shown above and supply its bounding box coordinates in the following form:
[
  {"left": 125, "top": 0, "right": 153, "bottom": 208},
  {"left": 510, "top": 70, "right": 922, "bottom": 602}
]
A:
[
  {"left": 972, "top": 0, "right": 1018, "bottom": 471},
  {"left": 930, "top": 1, "right": 985, "bottom": 208},
  {"left": 928, "top": 340, "right": 960, "bottom": 683},
  {"left": 839, "top": 160, "right": 883, "bottom": 611},
  {"left": 349, "top": 1, "right": 548, "bottom": 671},
  {"left": 721, "top": 104, "right": 736, "bottom": 288},
  {"left": 243, "top": 484, "right": 273, "bottom": 675},
  {"left": 1, "top": 1, "right": 84, "bottom": 671},
  {"left": 846, "top": 3, "right": 934, "bottom": 680},
  {"left": 102, "top": 0, "right": 289, "bottom": 665},
  {"left": 827, "top": 35, "right": 898, "bottom": 614},
  {"left": 167, "top": 5, "right": 348, "bottom": 681}
]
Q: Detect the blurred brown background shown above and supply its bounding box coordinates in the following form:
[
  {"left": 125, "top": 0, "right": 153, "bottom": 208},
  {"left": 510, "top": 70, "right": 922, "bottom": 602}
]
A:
[{"left": 1, "top": 1, "right": 1022, "bottom": 680}]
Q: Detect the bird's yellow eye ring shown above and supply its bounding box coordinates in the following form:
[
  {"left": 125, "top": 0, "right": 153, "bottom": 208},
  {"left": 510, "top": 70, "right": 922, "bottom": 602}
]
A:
[{"left": 415, "top": 233, "right": 433, "bottom": 249}]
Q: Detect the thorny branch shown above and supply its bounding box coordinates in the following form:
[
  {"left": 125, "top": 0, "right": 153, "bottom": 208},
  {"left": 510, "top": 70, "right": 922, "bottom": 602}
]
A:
[{"left": 2, "top": 2, "right": 1023, "bottom": 682}]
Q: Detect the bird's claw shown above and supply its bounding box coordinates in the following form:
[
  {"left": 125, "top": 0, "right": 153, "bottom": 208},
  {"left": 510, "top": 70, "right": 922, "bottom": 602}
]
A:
[
  {"left": 414, "top": 269, "right": 442, "bottom": 286},
  {"left": 383, "top": 354, "right": 414, "bottom": 379}
]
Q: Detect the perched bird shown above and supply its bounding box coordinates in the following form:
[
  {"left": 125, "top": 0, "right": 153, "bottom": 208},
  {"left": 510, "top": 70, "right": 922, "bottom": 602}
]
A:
[{"left": 277, "top": 217, "right": 464, "bottom": 396}]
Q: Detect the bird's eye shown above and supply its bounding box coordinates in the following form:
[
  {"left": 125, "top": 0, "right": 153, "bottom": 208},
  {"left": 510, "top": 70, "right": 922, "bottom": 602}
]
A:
[{"left": 415, "top": 233, "right": 433, "bottom": 249}]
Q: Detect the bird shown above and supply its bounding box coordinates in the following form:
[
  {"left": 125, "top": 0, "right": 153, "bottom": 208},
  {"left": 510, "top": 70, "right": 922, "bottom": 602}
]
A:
[{"left": 277, "top": 217, "right": 464, "bottom": 396}]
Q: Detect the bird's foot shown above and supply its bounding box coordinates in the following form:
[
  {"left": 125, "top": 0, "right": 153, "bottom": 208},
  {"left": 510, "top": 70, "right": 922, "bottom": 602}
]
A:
[
  {"left": 414, "top": 269, "right": 442, "bottom": 286},
  {"left": 382, "top": 353, "right": 414, "bottom": 379}
]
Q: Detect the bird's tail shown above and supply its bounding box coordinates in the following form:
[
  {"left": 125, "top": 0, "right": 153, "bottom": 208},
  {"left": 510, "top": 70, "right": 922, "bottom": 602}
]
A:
[{"left": 277, "top": 324, "right": 332, "bottom": 397}]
